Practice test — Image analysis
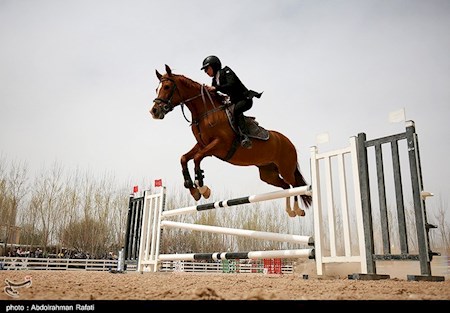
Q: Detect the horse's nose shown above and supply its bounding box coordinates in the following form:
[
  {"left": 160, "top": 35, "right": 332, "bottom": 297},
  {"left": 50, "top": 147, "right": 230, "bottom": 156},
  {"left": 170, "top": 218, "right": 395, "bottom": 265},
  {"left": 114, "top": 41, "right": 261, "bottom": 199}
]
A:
[{"left": 150, "top": 106, "right": 162, "bottom": 119}]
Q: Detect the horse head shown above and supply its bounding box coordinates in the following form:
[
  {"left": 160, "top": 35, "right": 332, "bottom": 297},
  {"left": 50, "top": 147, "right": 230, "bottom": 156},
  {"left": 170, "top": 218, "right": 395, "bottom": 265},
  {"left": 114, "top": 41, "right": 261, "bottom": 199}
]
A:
[{"left": 150, "top": 64, "right": 183, "bottom": 119}]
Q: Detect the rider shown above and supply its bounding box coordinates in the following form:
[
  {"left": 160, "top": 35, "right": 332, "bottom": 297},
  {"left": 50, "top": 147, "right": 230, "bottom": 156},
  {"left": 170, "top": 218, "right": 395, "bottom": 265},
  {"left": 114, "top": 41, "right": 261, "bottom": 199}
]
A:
[{"left": 201, "top": 55, "right": 262, "bottom": 149}]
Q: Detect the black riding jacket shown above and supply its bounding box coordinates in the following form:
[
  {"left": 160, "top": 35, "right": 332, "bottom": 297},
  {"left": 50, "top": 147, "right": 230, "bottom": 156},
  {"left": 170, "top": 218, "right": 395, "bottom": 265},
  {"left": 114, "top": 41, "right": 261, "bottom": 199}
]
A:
[
  {"left": 212, "top": 66, "right": 262, "bottom": 104},
  {"left": 212, "top": 66, "right": 248, "bottom": 103}
]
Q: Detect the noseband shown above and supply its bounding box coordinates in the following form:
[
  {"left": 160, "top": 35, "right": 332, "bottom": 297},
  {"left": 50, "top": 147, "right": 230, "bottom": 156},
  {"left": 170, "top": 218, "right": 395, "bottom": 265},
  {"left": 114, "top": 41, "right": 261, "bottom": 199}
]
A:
[{"left": 153, "top": 78, "right": 178, "bottom": 113}]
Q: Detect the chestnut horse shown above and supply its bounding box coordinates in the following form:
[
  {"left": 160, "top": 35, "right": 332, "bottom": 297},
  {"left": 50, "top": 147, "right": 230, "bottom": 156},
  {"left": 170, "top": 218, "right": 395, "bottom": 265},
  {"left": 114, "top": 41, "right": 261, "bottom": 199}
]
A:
[{"left": 150, "top": 65, "right": 311, "bottom": 217}]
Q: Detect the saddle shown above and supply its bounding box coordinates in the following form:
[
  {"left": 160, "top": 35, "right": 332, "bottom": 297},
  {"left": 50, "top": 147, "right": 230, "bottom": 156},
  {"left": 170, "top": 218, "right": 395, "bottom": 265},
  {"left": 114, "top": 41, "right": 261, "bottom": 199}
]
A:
[{"left": 225, "top": 104, "right": 270, "bottom": 140}]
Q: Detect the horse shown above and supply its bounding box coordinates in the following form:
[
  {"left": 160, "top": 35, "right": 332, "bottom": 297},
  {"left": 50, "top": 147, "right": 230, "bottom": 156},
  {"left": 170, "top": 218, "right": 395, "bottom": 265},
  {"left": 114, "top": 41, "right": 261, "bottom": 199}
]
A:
[{"left": 150, "top": 64, "right": 312, "bottom": 217}]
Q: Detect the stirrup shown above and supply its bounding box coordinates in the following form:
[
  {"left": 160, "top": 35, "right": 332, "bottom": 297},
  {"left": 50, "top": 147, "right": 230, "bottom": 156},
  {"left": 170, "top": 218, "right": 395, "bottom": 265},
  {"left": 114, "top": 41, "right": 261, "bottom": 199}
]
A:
[{"left": 241, "top": 136, "right": 252, "bottom": 149}]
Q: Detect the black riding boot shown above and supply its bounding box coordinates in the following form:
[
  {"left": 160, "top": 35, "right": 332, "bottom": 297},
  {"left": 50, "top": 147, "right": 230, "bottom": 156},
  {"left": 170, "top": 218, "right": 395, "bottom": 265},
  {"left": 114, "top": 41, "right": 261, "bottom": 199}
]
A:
[{"left": 238, "top": 115, "right": 252, "bottom": 149}]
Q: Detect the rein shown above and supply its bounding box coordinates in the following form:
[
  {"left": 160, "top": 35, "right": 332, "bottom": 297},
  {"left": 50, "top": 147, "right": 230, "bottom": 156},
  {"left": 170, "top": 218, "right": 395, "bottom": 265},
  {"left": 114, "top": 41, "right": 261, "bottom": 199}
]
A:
[{"left": 154, "top": 77, "right": 222, "bottom": 125}]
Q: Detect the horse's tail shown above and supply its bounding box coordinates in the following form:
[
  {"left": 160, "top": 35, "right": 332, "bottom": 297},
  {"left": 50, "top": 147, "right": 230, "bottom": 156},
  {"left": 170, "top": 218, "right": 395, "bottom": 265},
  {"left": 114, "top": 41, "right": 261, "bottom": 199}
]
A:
[{"left": 295, "top": 163, "right": 312, "bottom": 208}]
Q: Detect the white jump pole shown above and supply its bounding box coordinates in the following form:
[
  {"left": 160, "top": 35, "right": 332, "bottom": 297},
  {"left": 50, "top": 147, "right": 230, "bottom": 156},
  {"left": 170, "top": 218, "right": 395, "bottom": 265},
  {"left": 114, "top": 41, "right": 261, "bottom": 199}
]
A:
[
  {"left": 160, "top": 220, "right": 314, "bottom": 245},
  {"left": 159, "top": 249, "right": 314, "bottom": 261},
  {"left": 162, "top": 185, "right": 312, "bottom": 218}
]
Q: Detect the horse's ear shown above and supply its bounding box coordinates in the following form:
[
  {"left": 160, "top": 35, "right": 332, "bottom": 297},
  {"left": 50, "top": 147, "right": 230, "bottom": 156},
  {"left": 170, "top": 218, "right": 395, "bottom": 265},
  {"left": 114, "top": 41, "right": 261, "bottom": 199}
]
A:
[
  {"left": 156, "top": 69, "right": 162, "bottom": 81},
  {"left": 165, "top": 64, "right": 172, "bottom": 76}
]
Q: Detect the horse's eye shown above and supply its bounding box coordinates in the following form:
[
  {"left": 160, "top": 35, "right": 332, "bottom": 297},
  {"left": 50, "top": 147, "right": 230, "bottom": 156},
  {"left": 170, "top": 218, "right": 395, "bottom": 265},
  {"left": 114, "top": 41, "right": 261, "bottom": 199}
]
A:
[{"left": 163, "top": 85, "right": 170, "bottom": 90}]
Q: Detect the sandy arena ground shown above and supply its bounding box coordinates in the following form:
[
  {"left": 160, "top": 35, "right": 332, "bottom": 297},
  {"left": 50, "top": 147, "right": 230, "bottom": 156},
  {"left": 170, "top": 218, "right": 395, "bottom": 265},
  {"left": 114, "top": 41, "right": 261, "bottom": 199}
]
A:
[
  {"left": 1, "top": 258, "right": 449, "bottom": 309},
  {"left": 1, "top": 270, "right": 449, "bottom": 301}
]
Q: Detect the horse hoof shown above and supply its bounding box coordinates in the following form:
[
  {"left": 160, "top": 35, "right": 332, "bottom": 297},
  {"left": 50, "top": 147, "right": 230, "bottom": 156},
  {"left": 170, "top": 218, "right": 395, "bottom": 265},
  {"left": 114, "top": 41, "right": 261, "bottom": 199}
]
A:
[
  {"left": 191, "top": 189, "right": 201, "bottom": 201},
  {"left": 286, "top": 210, "right": 296, "bottom": 218},
  {"left": 293, "top": 203, "right": 306, "bottom": 217},
  {"left": 202, "top": 187, "right": 211, "bottom": 199}
]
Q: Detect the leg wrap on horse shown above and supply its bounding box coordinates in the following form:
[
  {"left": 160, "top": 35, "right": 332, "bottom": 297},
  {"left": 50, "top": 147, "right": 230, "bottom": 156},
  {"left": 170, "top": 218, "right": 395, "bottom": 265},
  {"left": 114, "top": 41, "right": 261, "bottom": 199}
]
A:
[
  {"left": 195, "top": 168, "right": 204, "bottom": 187},
  {"left": 182, "top": 168, "right": 194, "bottom": 189}
]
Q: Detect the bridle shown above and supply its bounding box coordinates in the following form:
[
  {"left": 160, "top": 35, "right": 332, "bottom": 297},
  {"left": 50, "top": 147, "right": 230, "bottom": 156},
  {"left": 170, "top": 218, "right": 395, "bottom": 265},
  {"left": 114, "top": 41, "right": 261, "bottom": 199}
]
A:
[
  {"left": 153, "top": 77, "right": 218, "bottom": 124},
  {"left": 153, "top": 77, "right": 181, "bottom": 114}
]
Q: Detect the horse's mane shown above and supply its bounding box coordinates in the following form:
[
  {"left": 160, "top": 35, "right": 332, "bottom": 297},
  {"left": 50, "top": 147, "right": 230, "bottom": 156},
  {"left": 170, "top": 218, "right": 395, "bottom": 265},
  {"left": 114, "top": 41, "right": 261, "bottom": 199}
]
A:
[
  {"left": 176, "top": 74, "right": 201, "bottom": 89},
  {"left": 171, "top": 73, "right": 225, "bottom": 103}
]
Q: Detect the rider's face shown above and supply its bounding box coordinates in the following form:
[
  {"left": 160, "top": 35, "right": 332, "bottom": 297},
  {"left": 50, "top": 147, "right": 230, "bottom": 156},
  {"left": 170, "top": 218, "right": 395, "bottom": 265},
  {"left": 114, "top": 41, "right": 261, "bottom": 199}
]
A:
[{"left": 204, "top": 66, "right": 214, "bottom": 77}]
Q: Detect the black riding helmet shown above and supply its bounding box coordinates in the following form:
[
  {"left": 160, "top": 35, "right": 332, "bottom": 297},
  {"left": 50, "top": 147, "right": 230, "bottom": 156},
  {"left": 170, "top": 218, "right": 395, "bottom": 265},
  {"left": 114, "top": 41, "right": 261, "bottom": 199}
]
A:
[{"left": 201, "top": 55, "right": 221, "bottom": 72}]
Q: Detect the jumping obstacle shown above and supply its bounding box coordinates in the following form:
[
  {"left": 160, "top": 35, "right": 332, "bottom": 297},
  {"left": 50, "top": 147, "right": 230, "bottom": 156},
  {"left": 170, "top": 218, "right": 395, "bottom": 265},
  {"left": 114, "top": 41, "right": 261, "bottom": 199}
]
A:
[
  {"left": 124, "top": 120, "right": 444, "bottom": 281},
  {"left": 135, "top": 186, "right": 314, "bottom": 272}
]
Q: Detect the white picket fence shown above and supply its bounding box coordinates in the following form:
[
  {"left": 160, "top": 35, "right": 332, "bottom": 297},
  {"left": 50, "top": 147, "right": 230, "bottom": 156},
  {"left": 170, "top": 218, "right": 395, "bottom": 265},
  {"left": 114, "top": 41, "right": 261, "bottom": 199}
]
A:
[{"left": 0, "top": 257, "right": 117, "bottom": 271}]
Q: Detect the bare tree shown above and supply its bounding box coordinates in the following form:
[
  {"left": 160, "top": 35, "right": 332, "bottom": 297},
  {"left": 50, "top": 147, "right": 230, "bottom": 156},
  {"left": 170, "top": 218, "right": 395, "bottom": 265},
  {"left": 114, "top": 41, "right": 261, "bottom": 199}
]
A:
[
  {"left": 29, "top": 161, "right": 64, "bottom": 253},
  {"left": 432, "top": 194, "right": 449, "bottom": 253},
  {"left": 106, "top": 183, "right": 131, "bottom": 251},
  {"left": 60, "top": 217, "right": 109, "bottom": 257},
  {"left": 54, "top": 167, "right": 83, "bottom": 254},
  {"left": 0, "top": 157, "right": 28, "bottom": 253}
]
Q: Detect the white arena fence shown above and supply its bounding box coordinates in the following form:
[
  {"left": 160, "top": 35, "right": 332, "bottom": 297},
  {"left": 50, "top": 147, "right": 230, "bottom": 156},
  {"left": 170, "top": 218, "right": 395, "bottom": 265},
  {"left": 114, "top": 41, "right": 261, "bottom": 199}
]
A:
[{"left": 0, "top": 256, "right": 117, "bottom": 271}]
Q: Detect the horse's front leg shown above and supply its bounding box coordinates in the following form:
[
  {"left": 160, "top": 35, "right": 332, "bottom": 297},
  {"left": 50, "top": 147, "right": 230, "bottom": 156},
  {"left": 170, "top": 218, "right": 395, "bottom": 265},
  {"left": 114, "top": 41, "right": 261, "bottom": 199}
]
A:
[
  {"left": 192, "top": 138, "right": 221, "bottom": 199},
  {"left": 181, "top": 144, "right": 202, "bottom": 201}
]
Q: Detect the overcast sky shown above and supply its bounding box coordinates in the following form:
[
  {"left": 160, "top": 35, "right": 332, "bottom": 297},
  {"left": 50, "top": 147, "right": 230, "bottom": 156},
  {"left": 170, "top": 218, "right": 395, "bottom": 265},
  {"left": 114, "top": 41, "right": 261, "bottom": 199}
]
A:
[{"left": 1, "top": 0, "right": 449, "bottom": 207}]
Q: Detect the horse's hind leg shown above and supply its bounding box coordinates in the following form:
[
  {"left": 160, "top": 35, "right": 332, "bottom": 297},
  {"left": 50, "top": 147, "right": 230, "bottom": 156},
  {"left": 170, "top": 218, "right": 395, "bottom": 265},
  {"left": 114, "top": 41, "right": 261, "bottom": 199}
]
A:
[
  {"left": 258, "top": 164, "right": 299, "bottom": 218},
  {"left": 279, "top": 162, "right": 305, "bottom": 216},
  {"left": 285, "top": 195, "right": 305, "bottom": 217},
  {"left": 293, "top": 196, "right": 305, "bottom": 216}
]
